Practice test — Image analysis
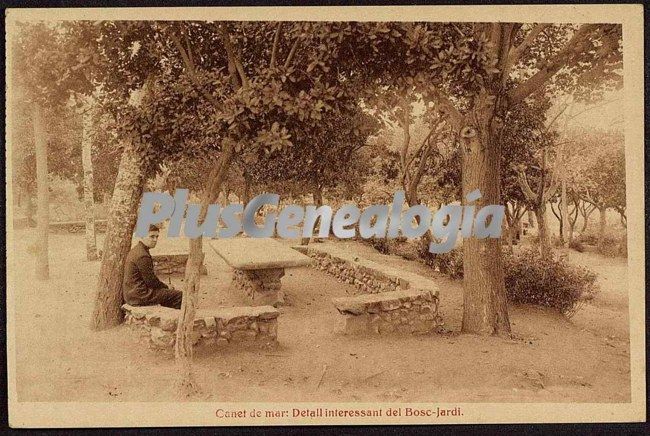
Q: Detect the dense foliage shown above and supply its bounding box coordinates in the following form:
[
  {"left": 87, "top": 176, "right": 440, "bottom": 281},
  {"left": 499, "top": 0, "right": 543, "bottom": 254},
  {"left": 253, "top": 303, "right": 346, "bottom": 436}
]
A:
[{"left": 504, "top": 249, "right": 598, "bottom": 316}]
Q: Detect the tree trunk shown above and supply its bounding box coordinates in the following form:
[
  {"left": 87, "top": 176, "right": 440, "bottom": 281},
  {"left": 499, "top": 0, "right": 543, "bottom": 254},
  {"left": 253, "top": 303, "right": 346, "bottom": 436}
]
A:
[
  {"left": 597, "top": 206, "right": 607, "bottom": 252},
  {"left": 81, "top": 107, "right": 98, "bottom": 261},
  {"left": 309, "top": 186, "right": 324, "bottom": 243},
  {"left": 580, "top": 208, "right": 591, "bottom": 234},
  {"left": 534, "top": 206, "right": 551, "bottom": 257},
  {"left": 242, "top": 171, "right": 251, "bottom": 205},
  {"left": 506, "top": 224, "right": 514, "bottom": 253},
  {"left": 460, "top": 118, "right": 510, "bottom": 336},
  {"left": 527, "top": 209, "right": 535, "bottom": 228},
  {"left": 560, "top": 178, "right": 569, "bottom": 246},
  {"left": 566, "top": 200, "right": 578, "bottom": 245},
  {"left": 550, "top": 201, "right": 563, "bottom": 244},
  {"left": 33, "top": 103, "right": 49, "bottom": 280},
  {"left": 26, "top": 191, "right": 36, "bottom": 227},
  {"left": 90, "top": 147, "right": 147, "bottom": 330},
  {"left": 174, "top": 237, "right": 204, "bottom": 397},
  {"left": 566, "top": 214, "right": 574, "bottom": 245},
  {"left": 175, "top": 144, "right": 234, "bottom": 397}
]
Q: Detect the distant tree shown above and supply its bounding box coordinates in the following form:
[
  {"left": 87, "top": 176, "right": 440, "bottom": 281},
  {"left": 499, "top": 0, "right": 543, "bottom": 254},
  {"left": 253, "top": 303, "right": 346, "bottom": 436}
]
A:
[
  {"left": 11, "top": 22, "right": 91, "bottom": 279},
  {"left": 576, "top": 132, "right": 625, "bottom": 250}
]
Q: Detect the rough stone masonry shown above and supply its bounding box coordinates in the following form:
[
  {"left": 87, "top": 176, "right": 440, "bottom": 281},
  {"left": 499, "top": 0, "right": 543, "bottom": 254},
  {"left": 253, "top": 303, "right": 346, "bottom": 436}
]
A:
[
  {"left": 122, "top": 304, "right": 279, "bottom": 351},
  {"left": 294, "top": 244, "right": 444, "bottom": 335}
]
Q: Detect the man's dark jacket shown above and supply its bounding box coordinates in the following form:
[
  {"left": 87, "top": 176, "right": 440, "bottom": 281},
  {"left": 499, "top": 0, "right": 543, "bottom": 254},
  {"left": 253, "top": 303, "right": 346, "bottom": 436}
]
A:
[{"left": 123, "top": 241, "right": 169, "bottom": 305}]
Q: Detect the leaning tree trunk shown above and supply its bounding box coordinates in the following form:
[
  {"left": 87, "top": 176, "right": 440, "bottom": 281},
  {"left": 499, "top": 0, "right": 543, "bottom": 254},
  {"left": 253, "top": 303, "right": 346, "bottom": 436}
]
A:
[
  {"left": 175, "top": 237, "right": 205, "bottom": 397},
  {"left": 33, "top": 103, "right": 49, "bottom": 280},
  {"left": 534, "top": 205, "right": 551, "bottom": 258},
  {"left": 90, "top": 147, "right": 147, "bottom": 330},
  {"left": 597, "top": 206, "right": 607, "bottom": 252},
  {"left": 175, "top": 144, "right": 234, "bottom": 397},
  {"left": 560, "top": 179, "right": 569, "bottom": 246},
  {"left": 81, "top": 107, "right": 98, "bottom": 261},
  {"left": 459, "top": 118, "right": 510, "bottom": 336}
]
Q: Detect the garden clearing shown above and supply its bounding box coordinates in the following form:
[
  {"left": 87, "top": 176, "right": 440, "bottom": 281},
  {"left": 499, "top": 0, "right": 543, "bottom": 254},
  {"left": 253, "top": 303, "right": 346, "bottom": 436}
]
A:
[{"left": 12, "top": 229, "right": 630, "bottom": 402}]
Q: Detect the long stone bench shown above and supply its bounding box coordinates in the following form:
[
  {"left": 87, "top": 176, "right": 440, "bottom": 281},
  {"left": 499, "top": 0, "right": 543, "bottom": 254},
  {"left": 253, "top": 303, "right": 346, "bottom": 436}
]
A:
[
  {"left": 49, "top": 219, "right": 108, "bottom": 233},
  {"left": 333, "top": 289, "right": 439, "bottom": 334},
  {"left": 293, "top": 244, "right": 443, "bottom": 335},
  {"left": 122, "top": 304, "right": 279, "bottom": 350}
]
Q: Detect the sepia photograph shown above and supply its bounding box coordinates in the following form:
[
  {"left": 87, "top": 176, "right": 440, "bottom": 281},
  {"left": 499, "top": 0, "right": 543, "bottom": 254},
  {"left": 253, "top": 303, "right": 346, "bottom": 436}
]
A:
[{"left": 5, "top": 5, "right": 645, "bottom": 427}]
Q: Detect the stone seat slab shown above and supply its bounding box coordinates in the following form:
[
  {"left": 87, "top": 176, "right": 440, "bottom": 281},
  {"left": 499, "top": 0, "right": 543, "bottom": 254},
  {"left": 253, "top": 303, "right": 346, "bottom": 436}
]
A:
[
  {"left": 210, "top": 238, "right": 312, "bottom": 270},
  {"left": 122, "top": 304, "right": 280, "bottom": 349},
  {"left": 332, "top": 289, "right": 436, "bottom": 315},
  {"left": 122, "top": 303, "right": 279, "bottom": 328}
]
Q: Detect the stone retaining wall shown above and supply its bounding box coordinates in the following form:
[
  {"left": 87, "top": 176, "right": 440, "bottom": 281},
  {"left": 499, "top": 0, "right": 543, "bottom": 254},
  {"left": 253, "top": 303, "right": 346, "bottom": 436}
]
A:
[
  {"left": 152, "top": 254, "right": 208, "bottom": 276},
  {"left": 293, "top": 245, "right": 405, "bottom": 294},
  {"left": 293, "top": 245, "right": 438, "bottom": 295},
  {"left": 49, "top": 220, "right": 108, "bottom": 233},
  {"left": 122, "top": 304, "right": 278, "bottom": 351},
  {"left": 294, "top": 244, "right": 443, "bottom": 335}
]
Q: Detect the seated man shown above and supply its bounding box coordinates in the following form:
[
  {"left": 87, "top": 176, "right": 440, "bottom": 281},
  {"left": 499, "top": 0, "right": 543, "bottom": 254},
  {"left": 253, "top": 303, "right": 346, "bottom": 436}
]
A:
[{"left": 123, "top": 224, "right": 183, "bottom": 309}]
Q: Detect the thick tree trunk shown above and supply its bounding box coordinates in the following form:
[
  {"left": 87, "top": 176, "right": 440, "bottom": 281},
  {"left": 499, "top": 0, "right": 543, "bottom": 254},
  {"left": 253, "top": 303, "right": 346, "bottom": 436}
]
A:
[
  {"left": 90, "top": 147, "right": 147, "bottom": 330},
  {"left": 82, "top": 107, "right": 98, "bottom": 261},
  {"left": 534, "top": 206, "right": 551, "bottom": 257},
  {"left": 175, "top": 144, "right": 233, "bottom": 397},
  {"left": 33, "top": 103, "right": 49, "bottom": 280},
  {"left": 597, "top": 206, "right": 607, "bottom": 252},
  {"left": 460, "top": 119, "right": 510, "bottom": 336}
]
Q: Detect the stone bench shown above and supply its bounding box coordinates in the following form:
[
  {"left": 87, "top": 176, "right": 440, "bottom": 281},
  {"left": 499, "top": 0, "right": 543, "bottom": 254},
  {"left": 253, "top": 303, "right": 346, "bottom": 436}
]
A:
[
  {"left": 333, "top": 289, "right": 440, "bottom": 334},
  {"left": 122, "top": 304, "right": 279, "bottom": 350},
  {"left": 49, "top": 219, "right": 107, "bottom": 233},
  {"left": 293, "top": 244, "right": 443, "bottom": 335},
  {"left": 151, "top": 253, "right": 208, "bottom": 276}
]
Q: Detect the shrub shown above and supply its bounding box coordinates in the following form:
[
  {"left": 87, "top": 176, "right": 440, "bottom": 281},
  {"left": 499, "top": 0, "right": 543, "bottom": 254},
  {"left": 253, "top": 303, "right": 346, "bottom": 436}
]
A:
[
  {"left": 503, "top": 249, "right": 598, "bottom": 316},
  {"left": 418, "top": 244, "right": 463, "bottom": 279},
  {"left": 578, "top": 230, "right": 628, "bottom": 257},
  {"left": 598, "top": 235, "right": 627, "bottom": 258},
  {"left": 367, "top": 237, "right": 391, "bottom": 254},
  {"left": 365, "top": 236, "right": 407, "bottom": 255},
  {"left": 568, "top": 239, "right": 585, "bottom": 252},
  {"left": 577, "top": 231, "right": 599, "bottom": 246},
  {"left": 431, "top": 248, "right": 464, "bottom": 279},
  {"left": 551, "top": 235, "right": 564, "bottom": 248}
]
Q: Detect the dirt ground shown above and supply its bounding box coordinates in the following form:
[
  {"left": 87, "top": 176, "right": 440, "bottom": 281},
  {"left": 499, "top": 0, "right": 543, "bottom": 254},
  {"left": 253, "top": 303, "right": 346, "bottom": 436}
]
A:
[{"left": 11, "top": 229, "right": 630, "bottom": 403}]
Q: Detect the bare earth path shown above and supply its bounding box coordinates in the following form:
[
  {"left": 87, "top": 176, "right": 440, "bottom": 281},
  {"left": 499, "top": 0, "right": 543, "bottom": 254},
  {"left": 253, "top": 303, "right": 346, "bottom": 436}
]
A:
[{"left": 11, "top": 230, "right": 630, "bottom": 402}]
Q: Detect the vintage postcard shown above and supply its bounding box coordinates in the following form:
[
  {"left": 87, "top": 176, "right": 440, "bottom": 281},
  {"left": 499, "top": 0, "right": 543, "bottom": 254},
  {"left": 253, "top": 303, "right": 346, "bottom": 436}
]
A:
[{"left": 5, "top": 4, "right": 645, "bottom": 427}]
